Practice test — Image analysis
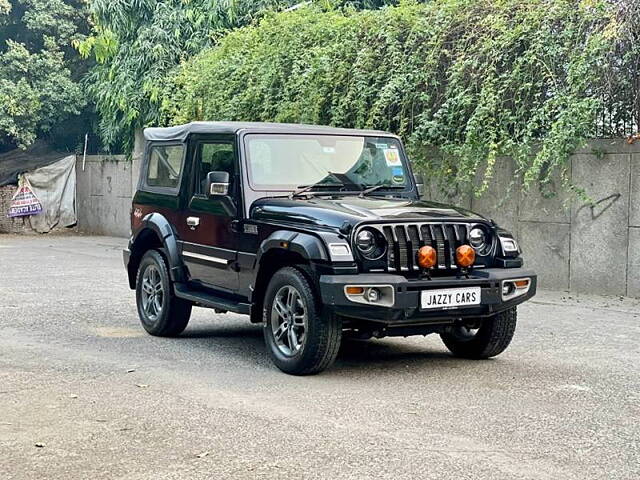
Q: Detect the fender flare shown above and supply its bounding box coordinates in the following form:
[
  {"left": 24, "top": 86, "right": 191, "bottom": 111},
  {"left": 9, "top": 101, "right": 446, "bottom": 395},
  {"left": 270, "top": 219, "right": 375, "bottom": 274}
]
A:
[
  {"left": 130, "top": 212, "right": 186, "bottom": 284},
  {"left": 255, "top": 230, "right": 329, "bottom": 266}
]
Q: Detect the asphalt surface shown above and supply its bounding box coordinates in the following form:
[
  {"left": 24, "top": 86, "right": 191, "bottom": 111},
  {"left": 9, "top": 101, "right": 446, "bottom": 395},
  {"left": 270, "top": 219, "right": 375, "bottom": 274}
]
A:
[{"left": 0, "top": 234, "right": 639, "bottom": 480}]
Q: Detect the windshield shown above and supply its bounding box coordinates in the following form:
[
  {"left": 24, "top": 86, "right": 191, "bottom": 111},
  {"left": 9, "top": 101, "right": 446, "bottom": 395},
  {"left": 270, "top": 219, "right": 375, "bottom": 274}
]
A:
[{"left": 245, "top": 134, "right": 410, "bottom": 191}]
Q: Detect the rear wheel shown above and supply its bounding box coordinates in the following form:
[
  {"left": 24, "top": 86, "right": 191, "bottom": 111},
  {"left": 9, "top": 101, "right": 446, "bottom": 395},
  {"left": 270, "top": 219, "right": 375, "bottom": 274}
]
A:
[
  {"left": 135, "top": 249, "right": 192, "bottom": 336},
  {"left": 263, "top": 266, "right": 341, "bottom": 375},
  {"left": 440, "top": 307, "right": 517, "bottom": 359}
]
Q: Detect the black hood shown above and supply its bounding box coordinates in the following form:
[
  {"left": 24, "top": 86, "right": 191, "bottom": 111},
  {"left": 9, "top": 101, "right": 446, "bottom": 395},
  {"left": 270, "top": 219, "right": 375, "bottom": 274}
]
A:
[{"left": 250, "top": 195, "right": 488, "bottom": 230}]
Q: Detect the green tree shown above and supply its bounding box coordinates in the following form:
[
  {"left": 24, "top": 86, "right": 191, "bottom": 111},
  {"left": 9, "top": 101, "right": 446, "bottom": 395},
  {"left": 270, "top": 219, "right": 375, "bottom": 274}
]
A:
[
  {"left": 77, "top": 0, "right": 302, "bottom": 150},
  {"left": 0, "top": 0, "right": 88, "bottom": 150}
]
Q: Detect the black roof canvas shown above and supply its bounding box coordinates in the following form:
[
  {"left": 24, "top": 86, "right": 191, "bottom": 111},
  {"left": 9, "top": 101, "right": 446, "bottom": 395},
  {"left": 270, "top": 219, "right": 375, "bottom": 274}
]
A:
[{"left": 143, "top": 121, "right": 392, "bottom": 143}]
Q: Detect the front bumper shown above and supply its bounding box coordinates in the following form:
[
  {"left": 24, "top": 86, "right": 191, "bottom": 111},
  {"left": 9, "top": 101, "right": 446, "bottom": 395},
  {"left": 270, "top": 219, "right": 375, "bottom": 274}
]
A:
[{"left": 319, "top": 268, "right": 536, "bottom": 325}]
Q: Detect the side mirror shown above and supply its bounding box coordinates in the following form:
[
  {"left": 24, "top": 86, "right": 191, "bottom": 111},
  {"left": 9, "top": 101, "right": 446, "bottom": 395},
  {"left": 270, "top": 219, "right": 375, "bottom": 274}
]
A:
[
  {"left": 414, "top": 173, "right": 425, "bottom": 198},
  {"left": 207, "top": 171, "right": 230, "bottom": 197}
]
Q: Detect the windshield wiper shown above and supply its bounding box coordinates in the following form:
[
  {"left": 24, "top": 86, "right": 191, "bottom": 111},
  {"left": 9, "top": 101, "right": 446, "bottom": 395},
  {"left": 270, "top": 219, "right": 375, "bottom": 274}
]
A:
[
  {"left": 289, "top": 182, "right": 344, "bottom": 199},
  {"left": 359, "top": 184, "right": 404, "bottom": 198}
]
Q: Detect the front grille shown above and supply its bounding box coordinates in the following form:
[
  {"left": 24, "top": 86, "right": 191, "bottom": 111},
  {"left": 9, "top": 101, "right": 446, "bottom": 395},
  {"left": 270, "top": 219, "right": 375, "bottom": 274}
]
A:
[{"left": 378, "top": 223, "right": 472, "bottom": 272}]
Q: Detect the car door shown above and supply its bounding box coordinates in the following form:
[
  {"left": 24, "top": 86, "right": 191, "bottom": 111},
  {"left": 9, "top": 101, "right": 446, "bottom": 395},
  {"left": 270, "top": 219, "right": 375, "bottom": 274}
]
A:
[{"left": 177, "top": 135, "right": 240, "bottom": 293}]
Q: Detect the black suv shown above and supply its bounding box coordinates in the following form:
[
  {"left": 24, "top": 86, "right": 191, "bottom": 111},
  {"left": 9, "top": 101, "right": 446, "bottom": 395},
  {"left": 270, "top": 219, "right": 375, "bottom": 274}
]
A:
[{"left": 123, "top": 122, "right": 536, "bottom": 375}]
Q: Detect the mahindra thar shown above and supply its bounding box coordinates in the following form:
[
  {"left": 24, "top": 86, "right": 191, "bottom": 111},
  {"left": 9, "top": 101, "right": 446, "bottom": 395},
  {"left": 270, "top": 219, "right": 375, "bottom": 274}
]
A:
[{"left": 123, "top": 122, "right": 536, "bottom": 375}]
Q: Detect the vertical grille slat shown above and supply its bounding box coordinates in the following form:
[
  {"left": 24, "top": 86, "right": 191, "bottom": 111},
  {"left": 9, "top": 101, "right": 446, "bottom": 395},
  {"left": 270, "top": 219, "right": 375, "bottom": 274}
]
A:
[
  {"left": 445, "top": 224, "right": 458, "bottom": 267},
  {"left": 407, "top": 225, "right": 420, "bottom": 270},
  {"left": 382, "top": 226, "right": 396, "bottom": 272},
  {"left": 377, "top": 222, "right": 473, "bottom": 273},
  {"left": 434, "top": 225, "right": 447, "bottom": 269},
  {"left": 394, "top": 226, "right": 409, "bottom": 271}
]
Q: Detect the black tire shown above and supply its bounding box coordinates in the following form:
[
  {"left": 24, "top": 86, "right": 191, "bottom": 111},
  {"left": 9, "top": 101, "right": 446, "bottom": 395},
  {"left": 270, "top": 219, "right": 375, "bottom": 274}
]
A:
[
  {"left": 440, "top": 307, "right": 517, "bottom": 359},
  {"left": 135, "top": 249, "right": 192, "bottom": 337},
  {"left": 262, "top": 266, "right": 342, "bottom": 375}
]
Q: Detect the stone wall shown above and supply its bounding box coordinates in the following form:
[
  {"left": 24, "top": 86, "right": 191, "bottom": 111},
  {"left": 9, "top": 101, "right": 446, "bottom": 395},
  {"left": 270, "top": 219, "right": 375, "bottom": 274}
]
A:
[
  {"left": 0, "top": 185, "right": 33, "bottom": 234},
  {"left": 71, "top": 138, "right": 639, "bottom": 297}
]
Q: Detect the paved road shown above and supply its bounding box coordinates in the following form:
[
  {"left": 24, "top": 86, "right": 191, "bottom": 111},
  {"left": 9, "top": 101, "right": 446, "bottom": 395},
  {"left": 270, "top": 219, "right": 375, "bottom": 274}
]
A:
[{"left": 1, "top": 235, "right": 639, "bottom": 479}]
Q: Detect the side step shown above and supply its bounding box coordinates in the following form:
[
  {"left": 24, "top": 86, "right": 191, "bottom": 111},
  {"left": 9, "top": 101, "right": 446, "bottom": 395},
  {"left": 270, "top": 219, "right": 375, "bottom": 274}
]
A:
[{"left": 173, "top": 283, "right": 251, "bottom": 315}]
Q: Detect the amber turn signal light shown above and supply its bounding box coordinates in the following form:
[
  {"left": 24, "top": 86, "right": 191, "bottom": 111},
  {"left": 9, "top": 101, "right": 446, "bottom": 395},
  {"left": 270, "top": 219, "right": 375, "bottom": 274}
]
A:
[
  {"left": 345, "top": 286, "right": 365, "bottom": 295},
  {"left": 514, "top": 279, "right": 530, "bottom": 288},
  {"left": 455, "top": 245, "right": 476, "bottom": 268},
  {"left": 417, "top": 245, "right": 437, "bottom": 269}
]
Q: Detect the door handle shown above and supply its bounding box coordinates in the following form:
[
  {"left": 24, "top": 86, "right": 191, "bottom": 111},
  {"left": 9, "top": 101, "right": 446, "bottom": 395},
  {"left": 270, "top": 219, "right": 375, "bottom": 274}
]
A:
[{"left": 186, "top": 216, "right": 200, "bottom": 229}]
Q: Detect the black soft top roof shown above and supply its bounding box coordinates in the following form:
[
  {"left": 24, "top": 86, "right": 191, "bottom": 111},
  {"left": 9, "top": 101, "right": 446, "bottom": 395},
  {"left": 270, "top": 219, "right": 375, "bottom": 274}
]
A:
[{"left": 143, "top": 121, "right": 394, "bottom": 143}]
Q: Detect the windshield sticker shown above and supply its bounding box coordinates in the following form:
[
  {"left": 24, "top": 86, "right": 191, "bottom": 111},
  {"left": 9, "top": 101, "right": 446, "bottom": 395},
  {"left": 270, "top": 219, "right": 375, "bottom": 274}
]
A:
[
  {"left": 391, "top": 166, "right": 405, "bottom": 184},
  {"left": 375, "top": 143, "right": 388, "bottom": 149},
  {"left": 384, "top": 148, "right": 402, "bottom": 167},
  {"left": 322, "top": 146, "right": 336, "bottom": 154}
]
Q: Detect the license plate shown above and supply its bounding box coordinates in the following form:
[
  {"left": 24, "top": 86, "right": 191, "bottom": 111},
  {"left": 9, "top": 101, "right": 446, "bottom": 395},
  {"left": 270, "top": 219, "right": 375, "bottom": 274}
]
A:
[{"left": 420, "top": 287, "right": 481, "bottom": 310}]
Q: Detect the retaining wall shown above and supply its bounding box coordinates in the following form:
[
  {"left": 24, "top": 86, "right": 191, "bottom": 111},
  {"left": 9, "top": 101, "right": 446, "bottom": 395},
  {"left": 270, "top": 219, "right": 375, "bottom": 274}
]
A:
[
  {"left": 425, "top": 139, "right": 640, "bottom": 298},
  {"left": 71, "top": 138, "right": 639, "bottom": 297}
]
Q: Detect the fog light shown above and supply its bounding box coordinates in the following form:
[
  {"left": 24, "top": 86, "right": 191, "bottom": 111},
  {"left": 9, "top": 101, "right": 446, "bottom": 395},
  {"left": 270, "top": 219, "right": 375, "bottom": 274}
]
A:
[
  {"left": 456, "top": 245, "right": 476, "bottom": 268},
  {"left": 501, "top": 278, "right": 531, "bottom": 300},
  {"left": 344, "top": 285, "right": 395, "bottom": 307},
  {"left": 367, "top": 288, "right": 380, "bottom": 303},
  {"left": 417, "top": 245, "right": 437, "bottom": 269}
]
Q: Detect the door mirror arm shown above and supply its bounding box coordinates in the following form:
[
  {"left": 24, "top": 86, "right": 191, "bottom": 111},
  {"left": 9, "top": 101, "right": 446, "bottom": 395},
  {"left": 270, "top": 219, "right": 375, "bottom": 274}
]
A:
[{"left": 414, "top": 173, "right": 425, "bottom": 198}]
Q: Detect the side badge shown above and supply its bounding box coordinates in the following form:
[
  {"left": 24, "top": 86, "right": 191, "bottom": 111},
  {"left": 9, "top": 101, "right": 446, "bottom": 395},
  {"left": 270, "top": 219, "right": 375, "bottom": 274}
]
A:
[{"left": 244, "top": 224, "right": 258, "bottom": 235}]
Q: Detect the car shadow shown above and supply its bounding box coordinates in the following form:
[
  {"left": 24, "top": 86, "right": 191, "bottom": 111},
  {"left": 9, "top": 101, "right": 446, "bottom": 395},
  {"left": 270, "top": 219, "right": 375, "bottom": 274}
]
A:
[
  {"left": 329, "top": 337, "right": 484, "bottom": 375},
  {"left": 338, "top": 337, "right": 452, "bottom": 363},
  {"left": 178, "top": 323, "right": 477, "bottom": 374}
]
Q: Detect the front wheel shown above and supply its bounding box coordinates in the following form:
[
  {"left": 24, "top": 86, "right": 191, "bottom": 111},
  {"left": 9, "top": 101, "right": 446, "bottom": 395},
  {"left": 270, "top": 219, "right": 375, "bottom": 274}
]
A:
[
  {"left": 135, "top": 249, "right": 192, "bottom": 337},
  {"left": 440, "top": 307, "right": 517, "bottom": 359},
  {"left": 263, "top": 267, "right": 341, "bottom": 375}
]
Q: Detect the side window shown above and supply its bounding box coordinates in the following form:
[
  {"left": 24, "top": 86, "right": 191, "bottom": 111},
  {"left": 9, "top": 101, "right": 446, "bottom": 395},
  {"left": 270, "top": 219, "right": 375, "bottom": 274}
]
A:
[
  {"left": 146, "top": 144, "right": 185, "bottom": 189},
  {"left": 194, "top": 142, "right": 235, "bottom": 195}
]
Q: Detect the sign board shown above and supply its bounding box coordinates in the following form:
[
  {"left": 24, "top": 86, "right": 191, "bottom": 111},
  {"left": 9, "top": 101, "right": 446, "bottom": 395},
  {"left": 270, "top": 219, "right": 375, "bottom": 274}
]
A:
[{"left": 7, "top": 177, "right": 43, "bottom": 218}]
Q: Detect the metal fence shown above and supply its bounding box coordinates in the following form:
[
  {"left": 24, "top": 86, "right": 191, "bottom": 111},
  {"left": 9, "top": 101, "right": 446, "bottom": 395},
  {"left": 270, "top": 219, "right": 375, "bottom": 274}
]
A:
[{"left": 596, "top": 94, "right": 640, "bottom": 139}]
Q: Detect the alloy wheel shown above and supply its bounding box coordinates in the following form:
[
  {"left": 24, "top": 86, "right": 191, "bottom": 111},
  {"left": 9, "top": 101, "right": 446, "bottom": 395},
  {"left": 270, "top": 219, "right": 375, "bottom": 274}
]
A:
[
  {"left": 270, "top": 285, "right": 308, "bottom": 356},
  {"left": 141, "top": 264, "right": 164, "bottom": 321}
]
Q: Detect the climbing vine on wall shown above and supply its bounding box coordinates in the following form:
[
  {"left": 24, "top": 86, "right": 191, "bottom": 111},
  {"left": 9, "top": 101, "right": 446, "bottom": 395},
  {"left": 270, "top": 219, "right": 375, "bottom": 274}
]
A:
[{"left": 163, "top": 0, "right": 634, "bottom": 197}]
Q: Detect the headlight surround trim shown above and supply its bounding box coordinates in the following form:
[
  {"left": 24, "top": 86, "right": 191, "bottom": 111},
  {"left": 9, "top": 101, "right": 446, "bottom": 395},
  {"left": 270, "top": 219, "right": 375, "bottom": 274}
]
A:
[{"left": 353, "top": 227, "right": 387, "bottom": 261}]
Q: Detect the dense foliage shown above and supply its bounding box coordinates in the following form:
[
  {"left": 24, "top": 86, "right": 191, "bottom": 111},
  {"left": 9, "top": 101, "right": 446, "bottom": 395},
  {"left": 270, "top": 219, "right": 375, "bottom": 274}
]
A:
[
  {"left": 76, "top": 0, "right": 305, "bottom": 150},
  {"left": 0, "top": 0, "right": 88, "bottom": 150},
  {"left": 163, "top": 0, "right": 636, "bottom": 196}
]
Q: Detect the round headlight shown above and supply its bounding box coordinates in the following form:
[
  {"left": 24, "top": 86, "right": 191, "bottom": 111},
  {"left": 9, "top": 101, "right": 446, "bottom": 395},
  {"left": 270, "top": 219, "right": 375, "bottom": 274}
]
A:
[
  {"left": 469, "top": 226, "right": 492, "bottom": 255},
  {"left": 354, "top": 228, "right": 386, "bottom": 260},
  {"left": 356, "top": 230, "right": 375, "bottom": 254},
  {"left": 469, "top": 228, "right": 486, "bottom": 248}
]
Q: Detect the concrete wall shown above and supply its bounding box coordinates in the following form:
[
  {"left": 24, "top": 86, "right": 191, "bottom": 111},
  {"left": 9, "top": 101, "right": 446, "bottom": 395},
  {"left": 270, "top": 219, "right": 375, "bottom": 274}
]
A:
[
  {"left": 75, "top": 131, "right": 144, "bottom": 238},
  {"left": 425, "top": 140, "right": 640, "bottom": 298},
  {"left": 73, "top": 138, "right": 640, "bottom": 298},
  {"left": 75, "top": 155, "right": 131, "bottom": 237}
]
